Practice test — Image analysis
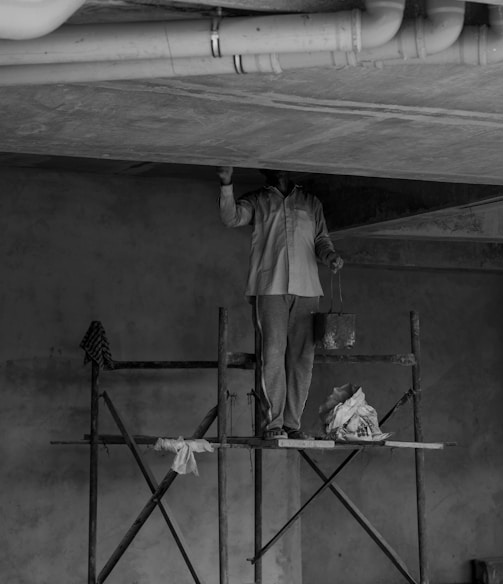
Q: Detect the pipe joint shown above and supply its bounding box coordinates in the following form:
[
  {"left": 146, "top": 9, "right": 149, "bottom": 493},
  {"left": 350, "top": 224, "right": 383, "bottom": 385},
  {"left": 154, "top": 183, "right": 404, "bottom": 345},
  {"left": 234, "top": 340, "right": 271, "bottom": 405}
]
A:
[{"left": 360, "top": 0, "right": 406, "bottom": 49}]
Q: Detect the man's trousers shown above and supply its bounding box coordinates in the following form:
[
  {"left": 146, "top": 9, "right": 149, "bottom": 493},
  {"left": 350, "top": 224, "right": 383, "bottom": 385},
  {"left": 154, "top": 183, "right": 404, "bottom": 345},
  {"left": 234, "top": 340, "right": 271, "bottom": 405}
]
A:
[{"left": 252, "top": 294, "right": 319, "bottom": 432}]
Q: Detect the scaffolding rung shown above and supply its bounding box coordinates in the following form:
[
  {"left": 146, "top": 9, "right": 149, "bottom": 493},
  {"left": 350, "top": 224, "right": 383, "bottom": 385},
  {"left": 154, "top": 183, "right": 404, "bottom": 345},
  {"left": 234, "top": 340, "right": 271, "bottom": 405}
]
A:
[
  {"left": 314, "top": 353, "right": 416, "bottom": 366},
  {"left": 104, "top": 352, "right": 256, "bottom": 371}
]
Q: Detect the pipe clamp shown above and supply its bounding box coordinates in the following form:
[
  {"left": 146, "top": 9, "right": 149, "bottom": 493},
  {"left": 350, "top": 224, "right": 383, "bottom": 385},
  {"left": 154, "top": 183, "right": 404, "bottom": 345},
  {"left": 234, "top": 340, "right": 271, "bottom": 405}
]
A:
[
  {"left": 210, "top": 18, "right": 222, "bottom": 58},
  {"left": 233, "top": 54, "right": 245, "bottom": 74}
]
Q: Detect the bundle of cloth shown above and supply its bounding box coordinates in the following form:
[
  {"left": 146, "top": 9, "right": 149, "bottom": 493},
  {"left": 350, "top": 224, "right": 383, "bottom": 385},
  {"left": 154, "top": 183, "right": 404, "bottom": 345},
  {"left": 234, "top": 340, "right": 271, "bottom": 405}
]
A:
[
  {"left": 153, "top": 438, "right": 214, "bottom": 475},
  {"left": 319, "top": 383, "right": 391, "bottom": 442}
]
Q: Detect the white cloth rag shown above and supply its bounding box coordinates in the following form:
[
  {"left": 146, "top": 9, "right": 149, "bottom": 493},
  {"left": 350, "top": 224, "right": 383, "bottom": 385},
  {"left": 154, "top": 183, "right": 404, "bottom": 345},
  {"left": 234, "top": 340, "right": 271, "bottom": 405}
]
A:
[{"left": 153, "top": 437, "right": 214, "bottom": 475}]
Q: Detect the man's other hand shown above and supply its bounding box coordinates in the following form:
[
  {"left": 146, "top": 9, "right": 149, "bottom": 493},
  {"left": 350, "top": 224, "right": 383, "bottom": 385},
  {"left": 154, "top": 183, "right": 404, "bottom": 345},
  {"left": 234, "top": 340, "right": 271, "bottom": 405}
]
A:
[
  {"left": 217, "top": 166, "right": 233, "bottom": 186},
  {"left": 330, "top": 256, "right": 344, "bottom": 273}
]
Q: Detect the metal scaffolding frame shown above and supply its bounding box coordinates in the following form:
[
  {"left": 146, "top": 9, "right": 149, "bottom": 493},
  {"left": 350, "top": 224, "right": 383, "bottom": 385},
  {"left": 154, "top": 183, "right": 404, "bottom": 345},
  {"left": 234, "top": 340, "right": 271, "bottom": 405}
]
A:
[{"left": 53, "top": 308, "right": 450, "bottom": 584}]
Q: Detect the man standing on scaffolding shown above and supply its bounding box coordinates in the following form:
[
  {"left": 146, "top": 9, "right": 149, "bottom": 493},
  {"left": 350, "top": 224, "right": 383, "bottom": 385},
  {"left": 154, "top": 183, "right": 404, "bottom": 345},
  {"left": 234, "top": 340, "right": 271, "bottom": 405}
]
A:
[{"left": 217, "top": 166, "right": 344, "bottom": 440}]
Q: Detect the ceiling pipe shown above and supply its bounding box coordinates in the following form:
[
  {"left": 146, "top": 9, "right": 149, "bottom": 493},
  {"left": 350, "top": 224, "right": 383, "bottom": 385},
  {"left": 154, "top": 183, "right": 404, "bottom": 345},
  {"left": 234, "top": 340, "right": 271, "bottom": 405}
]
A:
[
  {"left": 0, "top": 0, "right": 85, "bottom": 40},
  {"left": 380, "top": 4, "right": 503, "bottom": 65},
  {"left": 1, "top": 1, "right": 502, "bottom": 85},
  {"left": 265, "top": 0, "right": 466, "bottom": 70},
  {"left": 355, "top": 0, "right": 466, "bottom": 62},
  {"left": 0, "top": 0, "right": 405, "bottom": 64}
]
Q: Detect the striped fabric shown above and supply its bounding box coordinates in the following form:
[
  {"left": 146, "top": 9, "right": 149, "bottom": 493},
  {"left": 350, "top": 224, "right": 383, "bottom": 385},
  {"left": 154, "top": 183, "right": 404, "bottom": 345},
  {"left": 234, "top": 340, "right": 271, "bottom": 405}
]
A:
[{"left": 80, "top": 321, "right": 113, "bottom": 370}]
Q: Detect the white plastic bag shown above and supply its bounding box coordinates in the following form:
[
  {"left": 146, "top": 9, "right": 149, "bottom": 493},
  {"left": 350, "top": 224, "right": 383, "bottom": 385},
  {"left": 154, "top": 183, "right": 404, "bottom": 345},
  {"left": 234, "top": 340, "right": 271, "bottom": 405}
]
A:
[{"left": 319, "top": 384, "right": 391, "bottom": 442}]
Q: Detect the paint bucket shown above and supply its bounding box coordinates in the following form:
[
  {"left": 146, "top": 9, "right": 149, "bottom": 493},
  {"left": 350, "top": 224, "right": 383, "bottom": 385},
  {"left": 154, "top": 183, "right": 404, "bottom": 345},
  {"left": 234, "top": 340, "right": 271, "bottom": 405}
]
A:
[{"left": 314, "top": 271, "right": 356, "bottom": 350}]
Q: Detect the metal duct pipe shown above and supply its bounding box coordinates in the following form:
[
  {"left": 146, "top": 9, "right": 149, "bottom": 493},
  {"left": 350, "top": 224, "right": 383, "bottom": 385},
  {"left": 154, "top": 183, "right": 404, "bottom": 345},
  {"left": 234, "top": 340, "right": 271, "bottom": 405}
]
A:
[
  {"left": 0, "top": 0, "right": 85, "bottom": 40},
  {"left": 0, "top": 0, "right": 405, "bottom": 64}
]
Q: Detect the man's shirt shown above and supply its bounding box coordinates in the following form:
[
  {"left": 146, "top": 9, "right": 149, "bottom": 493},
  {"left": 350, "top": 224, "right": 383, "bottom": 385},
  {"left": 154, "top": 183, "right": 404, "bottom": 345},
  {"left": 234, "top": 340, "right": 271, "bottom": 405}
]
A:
[{"left": 219, "top": 183, "right": 337, "bottom": 297}]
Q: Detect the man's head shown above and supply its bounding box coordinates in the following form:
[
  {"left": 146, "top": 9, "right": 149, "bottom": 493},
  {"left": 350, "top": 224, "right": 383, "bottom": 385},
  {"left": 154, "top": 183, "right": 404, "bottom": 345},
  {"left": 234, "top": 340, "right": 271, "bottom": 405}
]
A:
[{"left": 260, "top": 169, "right": 289, "bottom": 193}]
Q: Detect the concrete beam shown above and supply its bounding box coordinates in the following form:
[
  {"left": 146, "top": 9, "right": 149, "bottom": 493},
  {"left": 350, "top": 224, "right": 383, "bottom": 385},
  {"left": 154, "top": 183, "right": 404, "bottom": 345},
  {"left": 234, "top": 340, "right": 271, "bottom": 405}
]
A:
[
  {"left": 331, "top": 198, "right": 503, "bottom": 243},
  {"left": 334, "top": 237, "right": 503, "bottom": 272}
]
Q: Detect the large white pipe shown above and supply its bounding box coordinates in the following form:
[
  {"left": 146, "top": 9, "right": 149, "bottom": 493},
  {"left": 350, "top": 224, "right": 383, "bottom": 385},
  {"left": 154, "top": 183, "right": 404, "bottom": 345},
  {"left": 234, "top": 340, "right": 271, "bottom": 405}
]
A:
[
  {"left": 0, "top": 0, "right": 405, "bottom": 64},
  {"left": 381, "top": 5, "right": 503, "bottom": 65},
  {"left": 0, "top": 0, "right": 85, "bottom": 40},
  {"left": 241, "top": 0, "right": 468, "bottom": 71},
  {"left": 356, "top": 0, "right": 466, "bottom": 62},
  {"left": 1, "top": 1, "right": 502, "bottom": 85}
]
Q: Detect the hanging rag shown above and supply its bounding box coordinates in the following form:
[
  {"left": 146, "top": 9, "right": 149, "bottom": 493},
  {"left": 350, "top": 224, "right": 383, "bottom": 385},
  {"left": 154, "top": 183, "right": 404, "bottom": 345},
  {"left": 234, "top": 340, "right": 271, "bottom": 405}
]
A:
[
  {"left": 153, "top": 437, "right": 214, "bottom": 476},
  {"left": 79, "top": 320, "right": 113, "bottom": 370}
]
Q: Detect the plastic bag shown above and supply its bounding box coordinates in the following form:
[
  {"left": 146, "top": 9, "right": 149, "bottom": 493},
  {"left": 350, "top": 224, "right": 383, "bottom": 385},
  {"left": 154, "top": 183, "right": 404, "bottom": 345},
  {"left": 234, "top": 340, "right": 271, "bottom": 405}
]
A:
[{"left": 319, "top": 384, "right": 391, "bottom": 442}]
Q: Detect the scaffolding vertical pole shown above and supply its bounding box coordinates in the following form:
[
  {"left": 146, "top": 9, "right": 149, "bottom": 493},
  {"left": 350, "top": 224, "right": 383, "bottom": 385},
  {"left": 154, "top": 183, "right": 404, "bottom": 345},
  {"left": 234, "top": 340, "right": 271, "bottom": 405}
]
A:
[
  {"left": 254, "top": 328, "right": 263, "bottom": 584},
  {"left": 218, "top": 308, "right": 229, "bottom": 584},
  {"left": 410, "top": 311, "right": 429, "bottom": 584},
  {"left": 88, "top": 360, "right": 100, "bottom": 584}
]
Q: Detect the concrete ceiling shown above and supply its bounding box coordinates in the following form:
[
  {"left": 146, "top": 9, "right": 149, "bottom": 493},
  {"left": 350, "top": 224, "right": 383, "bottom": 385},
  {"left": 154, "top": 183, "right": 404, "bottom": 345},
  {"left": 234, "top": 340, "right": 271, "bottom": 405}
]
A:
[
  {"left": 2, "top": 0, "right": 503, "bottom": 271},
  {"left": 1, "top": 0, "right": 502, "bottom": 185}
]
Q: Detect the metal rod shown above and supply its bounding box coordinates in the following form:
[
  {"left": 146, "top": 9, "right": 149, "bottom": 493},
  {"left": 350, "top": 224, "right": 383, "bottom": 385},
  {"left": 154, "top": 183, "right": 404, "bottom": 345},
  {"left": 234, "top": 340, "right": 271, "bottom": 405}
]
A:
[
  {"left": 102, "top": 392, "right": 204, "bottom": 584},
  {"left": 249, "top": 389, "right": 413, "bottom": 564},
  {"left": 300, "top": 451, "right": 417, "bottom": 584},
  {"left": 314, "top": 353, "right": 416, "bottom": 366},
  {"left": 410, "top": 311, "right": 429, "bottom": 584},
  {"left": 97, "top": 405, "right": 218, "bottom": 584},
  {"left": 88, "top": 361, "right": 100, "bottom": 584},
  {"left": 217, "top": 308, "right": 229, "bottom": 584},
  {"left": 254, "top": 327, "right": 263, "bottom": 584}
]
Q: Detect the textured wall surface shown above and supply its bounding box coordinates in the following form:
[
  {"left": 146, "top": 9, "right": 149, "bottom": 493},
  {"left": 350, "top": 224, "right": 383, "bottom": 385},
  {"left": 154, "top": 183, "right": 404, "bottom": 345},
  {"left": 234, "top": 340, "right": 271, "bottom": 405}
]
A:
[
  {"left": 0, "top": 167, "right": 301, "bottom": 584},
  {"left": 302, "top": 265, "right": 503, "bottom": 584},
  {"left": 1, "top": 165, "right": 502, "bottom": 584}
]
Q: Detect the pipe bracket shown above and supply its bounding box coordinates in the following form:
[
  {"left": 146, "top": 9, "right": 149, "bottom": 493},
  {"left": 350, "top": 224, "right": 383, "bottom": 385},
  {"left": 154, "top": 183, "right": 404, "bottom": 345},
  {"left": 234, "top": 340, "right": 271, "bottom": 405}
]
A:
[
  {"left": 233, "top": 54, "right": 245, "bottom": 74},
  {"left": 210, "top": 17, "right": 222, "bottom": 58}
]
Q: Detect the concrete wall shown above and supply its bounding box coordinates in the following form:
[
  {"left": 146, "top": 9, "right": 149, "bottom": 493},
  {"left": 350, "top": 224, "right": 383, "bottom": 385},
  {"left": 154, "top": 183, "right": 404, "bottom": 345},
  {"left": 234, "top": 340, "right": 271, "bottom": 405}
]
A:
[
  {"left": 0, "top": 167, "right": 301, "bottom": 584},
  {"left": 302, "top": 266, "right": 503, "bottom": 584},
  {"left": 1, "top": 165, "right": 502, "bottom": 584}
]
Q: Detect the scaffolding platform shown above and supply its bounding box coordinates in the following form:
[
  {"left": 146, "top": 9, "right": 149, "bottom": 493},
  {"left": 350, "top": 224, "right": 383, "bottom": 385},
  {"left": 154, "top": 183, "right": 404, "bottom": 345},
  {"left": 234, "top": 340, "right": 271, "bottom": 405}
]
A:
[{"left": 53, "top": 308, "right": 448, "bottom": 584}]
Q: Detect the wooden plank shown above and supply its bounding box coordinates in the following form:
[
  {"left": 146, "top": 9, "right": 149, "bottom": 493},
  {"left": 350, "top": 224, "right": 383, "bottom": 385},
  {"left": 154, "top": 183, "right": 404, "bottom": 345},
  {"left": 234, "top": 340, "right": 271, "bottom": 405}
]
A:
[
  {"left": 71, "top": 435, "right": 454, "bottom": 450},
  {"left": 276, "top": 439, "right": 335, "bottom": 448},
  {"left": 384, "top": 440, "right": 446, "bottom": 450}
]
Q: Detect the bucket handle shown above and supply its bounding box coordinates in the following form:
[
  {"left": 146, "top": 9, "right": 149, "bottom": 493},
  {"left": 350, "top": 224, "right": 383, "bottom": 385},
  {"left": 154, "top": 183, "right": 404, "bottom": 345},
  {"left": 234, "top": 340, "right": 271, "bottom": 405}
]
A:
[{"left": 330, "top": 270, "right": 344, "bottom": 314}]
